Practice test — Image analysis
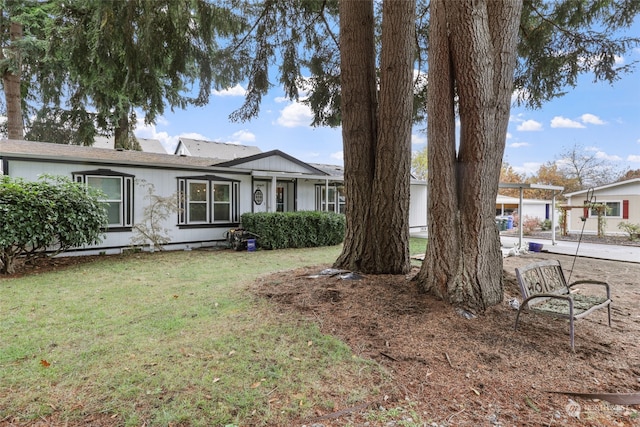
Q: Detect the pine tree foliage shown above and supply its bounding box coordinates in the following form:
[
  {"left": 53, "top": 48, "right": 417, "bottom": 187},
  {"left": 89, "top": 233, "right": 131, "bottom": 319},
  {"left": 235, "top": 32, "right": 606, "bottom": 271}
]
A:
[
  {"left": 515, "top": 0, "right": 640, "bottom": 108},
  {"left": 47, "top": 0, "right": 245, "bottom": 148}
]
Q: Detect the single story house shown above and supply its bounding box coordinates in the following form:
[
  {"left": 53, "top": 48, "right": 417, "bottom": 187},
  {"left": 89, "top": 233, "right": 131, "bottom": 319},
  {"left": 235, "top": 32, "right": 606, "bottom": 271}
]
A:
[
  {"left": 564, "top": 178, "right": 640, "bottom": 236},
  {"left": 1, "top": 139, "right": 428, "bottom": 255}
]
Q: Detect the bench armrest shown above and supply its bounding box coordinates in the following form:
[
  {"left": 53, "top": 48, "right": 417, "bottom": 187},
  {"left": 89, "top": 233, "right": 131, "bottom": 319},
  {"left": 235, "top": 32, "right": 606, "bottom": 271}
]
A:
[{"left": 568, "top": 279, "right": 611, "bottom": 299}]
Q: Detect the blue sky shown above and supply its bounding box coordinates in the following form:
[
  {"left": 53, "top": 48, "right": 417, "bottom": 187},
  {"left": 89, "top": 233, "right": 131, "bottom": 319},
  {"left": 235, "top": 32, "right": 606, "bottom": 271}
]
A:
[{"left": 135, "top": 21, "right": 640, "bottom": 178}]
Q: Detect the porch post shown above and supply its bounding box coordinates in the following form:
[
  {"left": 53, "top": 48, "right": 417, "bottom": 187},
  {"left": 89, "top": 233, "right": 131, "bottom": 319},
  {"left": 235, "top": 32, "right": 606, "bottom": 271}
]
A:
[
  {"left": 271, "top": 175, "right": 277, "bottom": 212},
  {"left": 325, "top": 179, "right": 329, "bottom": 212}
]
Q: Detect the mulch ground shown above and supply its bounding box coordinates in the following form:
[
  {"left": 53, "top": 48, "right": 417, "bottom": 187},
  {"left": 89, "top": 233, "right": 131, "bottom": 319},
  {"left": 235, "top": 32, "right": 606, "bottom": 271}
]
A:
[{"left": 252, "top": 250, "right": 640, "bottom": 426}]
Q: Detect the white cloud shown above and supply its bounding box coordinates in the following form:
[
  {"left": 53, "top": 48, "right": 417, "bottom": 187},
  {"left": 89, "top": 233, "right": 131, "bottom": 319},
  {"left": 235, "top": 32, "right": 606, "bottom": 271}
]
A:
[
  {"left": 276, "top": 101, "right": 313, "bottom": 128},
  {"left": 512, "top": 162, "right": 541, "bottom": 175},
  {"left": 580, "top": 113, "right": 606, "bottom": 125},
  {"left": 516, "top": 119, "right": 543, "bottom": 131},
  {"left": 627, "top": 154, "right": 640, "bottom": 162},
  {"left": 330, "top": 151, "right": 343, "bottom": 161},
  {"left": 509, "top": 142, "right": 529, "bottom": 148},
  {"left": 594, "top": 151, "right": 622, "bottom": 161},
  {"left": 229, "top": 130, "right": 256, "bottom": 144},
  {"left": 412, "top": 133, "right": 427, "bottom": 146},
  {"left": 550, "top": 116, "right": 585, "bottom": 128},
  {"left": 506, "top": 132, "right": 512, "bottom": 139},
  {"left": 134, "top": 117, "right": 178, "bottom": 152},
  {"left": 212, "top": 84, "right": 246, "bottom": 97}
]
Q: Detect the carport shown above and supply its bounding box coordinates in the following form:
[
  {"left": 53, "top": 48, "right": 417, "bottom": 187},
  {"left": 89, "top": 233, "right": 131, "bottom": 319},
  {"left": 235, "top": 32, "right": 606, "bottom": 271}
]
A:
[{"left": 498, "top": 183, "right": 564, "bottom": 249}]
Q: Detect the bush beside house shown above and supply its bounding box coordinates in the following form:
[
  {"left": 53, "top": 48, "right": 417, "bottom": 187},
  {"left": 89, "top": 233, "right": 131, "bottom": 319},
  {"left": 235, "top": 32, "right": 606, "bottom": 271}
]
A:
[
  {"left": 241, "top": 211, "right": 345, "bottom": 250},
  {"left": 0, "top": 175, "right": 108, "bottom": 274}
]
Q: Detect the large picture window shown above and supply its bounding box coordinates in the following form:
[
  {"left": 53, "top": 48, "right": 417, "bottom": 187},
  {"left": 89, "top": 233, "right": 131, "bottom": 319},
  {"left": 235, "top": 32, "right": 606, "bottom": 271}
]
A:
[
  {"left": 178, "top": 176, "right": 239, "bottom": 226},
  {"left": 73, "top": 169, "right": 134, "bottom": 229}
]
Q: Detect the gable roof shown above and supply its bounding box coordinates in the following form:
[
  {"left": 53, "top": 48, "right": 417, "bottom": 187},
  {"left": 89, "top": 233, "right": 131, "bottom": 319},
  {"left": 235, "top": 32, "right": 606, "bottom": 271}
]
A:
[
  {"left": 565, "top": 178, "right": 640, "bottom": 197},
  {"left": 138, "top": 138, "right": 168, "bottom": 154},
  {"left": 216, "top": 150, "right": 329, "bottom": 176},
  {"left": 174, "top": 138, "right": 262, "bottom": 160},
  {"left": 91, "top": 136, "right": 167, "bottom": 154}
]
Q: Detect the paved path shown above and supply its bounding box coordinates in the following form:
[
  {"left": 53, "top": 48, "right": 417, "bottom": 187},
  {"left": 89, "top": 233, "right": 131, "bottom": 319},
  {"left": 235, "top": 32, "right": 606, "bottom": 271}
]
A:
[{"left": 500, "top": 235, "right": 640, "bottom": 264}]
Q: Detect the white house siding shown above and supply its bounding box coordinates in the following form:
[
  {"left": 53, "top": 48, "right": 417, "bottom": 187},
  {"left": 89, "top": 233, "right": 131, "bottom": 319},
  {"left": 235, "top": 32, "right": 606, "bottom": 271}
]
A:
[
  {"left": 4, "top": 157, "right": 252, "bottom": 255},
  {"left": 565, "top": 179, "right": 640, "bottom": 235},
  {"left": 410, "top": 182, "right": 428, "bottom": 233},
  {"left": 2, "top": 140, "right": 434, "bottom": 256}
]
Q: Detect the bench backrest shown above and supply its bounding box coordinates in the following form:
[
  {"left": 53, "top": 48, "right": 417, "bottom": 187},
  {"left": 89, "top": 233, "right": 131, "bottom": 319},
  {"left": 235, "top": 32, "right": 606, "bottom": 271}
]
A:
[{"left": 515, "top": 259, "right": 570, "bottom": 301}]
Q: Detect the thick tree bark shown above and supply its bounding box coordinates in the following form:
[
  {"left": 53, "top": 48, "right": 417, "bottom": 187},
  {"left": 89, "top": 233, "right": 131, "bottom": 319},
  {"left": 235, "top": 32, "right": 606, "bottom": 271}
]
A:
[
  {"left": 333, "top": 0, "right": 377, "bottom": 272},
  {"left": 334, "top": 0, "right": 415, "bottom": 274},
  {"left": 416, "top": 0, "right": 523, "bottom": 312},
  {"left": 369, "top": 0, "right": 415, "bottom": 273},
  {"left": 2, "top": 21, "right": 23, "bottom": 140}
]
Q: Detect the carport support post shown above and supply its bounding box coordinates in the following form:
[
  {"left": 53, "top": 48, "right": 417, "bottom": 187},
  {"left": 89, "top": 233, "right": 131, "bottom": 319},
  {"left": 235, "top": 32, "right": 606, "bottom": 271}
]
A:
[
  {"left": 551, "top": 190, "right": 557, "bottom": 245},
  {"left": 518, "top": 186, "right": 524, "bottom": 250}
]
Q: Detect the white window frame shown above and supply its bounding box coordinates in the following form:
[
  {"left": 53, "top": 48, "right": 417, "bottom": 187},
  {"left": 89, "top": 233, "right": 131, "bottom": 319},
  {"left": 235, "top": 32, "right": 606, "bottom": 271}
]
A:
[
  {"left": 73, "top": 170, "right": 134, "bottom": 229},
  {"left": 178, "top": 176, "right": 239, "bottom": 226},
  {"left": 187, "top": 180, "right": 210, "bottom": 224},
  {"left": 589, "top": 200, "right": 622, "bottom": 218},
  {"left": 315, "top": 184, "right": 345, "bottom": 213}
]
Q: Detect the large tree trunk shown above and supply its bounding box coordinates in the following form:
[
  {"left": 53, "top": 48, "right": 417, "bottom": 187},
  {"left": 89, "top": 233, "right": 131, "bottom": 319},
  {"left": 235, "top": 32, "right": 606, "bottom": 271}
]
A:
[
  {"left": 114, "top": 109, "right": 141, "bottom": 150},
  {"left": 334, "top": 0, "right": 415, "bottom": 274},
  {"left": 415, "top": 0, "right": 522, "bottom": 312},
  {"left": 2, "top": 21, "right": 23, "bottom": 140},
  {"left": 333, "top": 0, "right": 377, "bottom": 272},
  {"left": 369, "top": 0, "right": 415, "bottom": 274}
]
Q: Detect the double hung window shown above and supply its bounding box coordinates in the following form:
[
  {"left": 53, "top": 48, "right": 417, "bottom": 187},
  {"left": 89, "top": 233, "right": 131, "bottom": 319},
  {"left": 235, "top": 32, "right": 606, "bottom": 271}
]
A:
[
  {"left": 73, "top": 169, "right": 134, "bottom": 229},
  {"left": 178, "top": 176, "right": 238, "bottom": 225}
]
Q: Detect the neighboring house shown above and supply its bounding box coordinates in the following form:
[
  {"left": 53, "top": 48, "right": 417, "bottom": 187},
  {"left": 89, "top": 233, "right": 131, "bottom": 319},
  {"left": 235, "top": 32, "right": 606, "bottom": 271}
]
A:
[
  {"left": 174, "top": 137, "right": 262, "bottom": 159},
  {"left": 496, "top": 194, "right": 556, "bottom": 226},
  {"left": 1, "top": 139, "right": 428, "bottom": 255},
  {"left": 564, "top": 178, "right": 640, "bottom": 235},
  {"left": 93, "top": 136, "right": 168, "bottom": 154}
]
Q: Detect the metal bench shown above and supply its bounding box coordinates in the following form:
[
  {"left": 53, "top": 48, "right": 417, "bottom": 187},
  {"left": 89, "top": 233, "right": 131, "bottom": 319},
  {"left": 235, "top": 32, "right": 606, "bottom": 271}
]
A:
[{"left": 514, "top": 259, "right": 612, "bottom": 351}]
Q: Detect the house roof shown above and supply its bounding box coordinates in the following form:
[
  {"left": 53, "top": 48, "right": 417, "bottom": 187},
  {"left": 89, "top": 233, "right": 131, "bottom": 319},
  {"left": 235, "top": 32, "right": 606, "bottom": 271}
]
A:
[
  {"left": 0, "top": 139, "right": 243, "bottom": 173},
  {"left": 216, "top": 150, "right": 330, "bottom": 176},
  {"left": 565, "top": 178, "right": 640, "bottom": 197},
  {"left": 309, "top": 163, "right": 344, "bottom": 177},
  {"left": 92, "top": 136, "right": 168, "bottom": 154},
  {"left": 174, "top": 138, "right": 262, "bottom": 159},
  {"left": 496, "top": 194, "right": 550, "bottom": 204}
]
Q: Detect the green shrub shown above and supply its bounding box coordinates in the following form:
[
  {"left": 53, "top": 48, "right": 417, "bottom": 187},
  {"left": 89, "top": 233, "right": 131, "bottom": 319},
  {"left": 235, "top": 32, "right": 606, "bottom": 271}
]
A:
[
  {"left": 241, "top": 211, "right": 345, "bottom": 250},
  {"left": 618, "top": 221, "right": 640, "bottom": 241},
  {"left": 0, "top": 175, "right": 108, "bottom": 274}
]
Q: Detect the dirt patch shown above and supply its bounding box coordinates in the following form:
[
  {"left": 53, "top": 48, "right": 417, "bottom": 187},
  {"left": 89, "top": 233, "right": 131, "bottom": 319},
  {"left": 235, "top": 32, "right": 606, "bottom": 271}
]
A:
[{"left": 252, "top": 252, "right": 640, "bottom": 426}]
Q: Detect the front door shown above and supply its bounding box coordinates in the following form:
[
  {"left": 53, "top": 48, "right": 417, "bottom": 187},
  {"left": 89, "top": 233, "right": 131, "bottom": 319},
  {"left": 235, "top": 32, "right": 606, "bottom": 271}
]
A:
[{"left": 253, "top": 181, "right": 268, "bottom": 213}]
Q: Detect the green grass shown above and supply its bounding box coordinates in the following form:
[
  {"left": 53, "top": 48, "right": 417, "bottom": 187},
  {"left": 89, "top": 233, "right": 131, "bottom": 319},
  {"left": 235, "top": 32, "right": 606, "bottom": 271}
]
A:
[{"left": 1, "top": 246, "right": 388, "bottom": 426}]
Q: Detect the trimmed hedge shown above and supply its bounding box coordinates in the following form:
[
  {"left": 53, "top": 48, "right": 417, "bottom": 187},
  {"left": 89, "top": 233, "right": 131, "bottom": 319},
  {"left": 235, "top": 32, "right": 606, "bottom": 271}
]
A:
[{"left": 241, "top": 211, "right": 345, "bottom": 250}]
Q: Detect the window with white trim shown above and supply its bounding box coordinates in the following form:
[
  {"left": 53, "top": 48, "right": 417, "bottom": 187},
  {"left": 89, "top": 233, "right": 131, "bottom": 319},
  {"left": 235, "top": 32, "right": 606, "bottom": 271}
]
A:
[
  {"left": 589, "top": 201, "right": 621, "bottom": 218},
  {"left": 73, "top": 169, "right": 134, "bottom": 229},
  {"left": 178, "top": 176, "right": 239, "bottom": 225},
  {"left": 315, "top": 184, "right": 345, "bottom": 213}
]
